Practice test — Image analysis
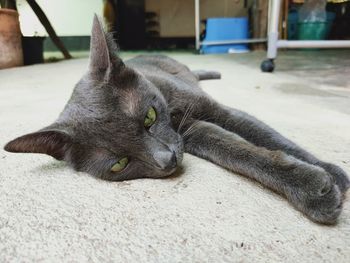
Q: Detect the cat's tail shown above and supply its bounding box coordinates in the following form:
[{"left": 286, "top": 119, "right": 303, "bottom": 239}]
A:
[{"left": 192, "top": 70, "right": 221, "bottom": 81}]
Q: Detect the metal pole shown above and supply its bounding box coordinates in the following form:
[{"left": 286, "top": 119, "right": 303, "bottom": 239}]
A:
[
  {"left": 277, "top": 40, "right": 350, "bottom": 48},
  {"left": 267, "top": 0, "right": 281, "bottom": 59},
  {"left": 195, "top": 0, "right": 200, "bottom": 50},
  {"left": 201, "top": 38, "right": 267, "bottom": 45}
]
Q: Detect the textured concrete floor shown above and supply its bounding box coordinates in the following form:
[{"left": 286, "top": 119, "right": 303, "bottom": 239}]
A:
[
  {"left": 1, "top": 51, "right": 350, "bottom": 262},
  {"left": 230, "top": 50, "right": 350, "bottom": 89}
]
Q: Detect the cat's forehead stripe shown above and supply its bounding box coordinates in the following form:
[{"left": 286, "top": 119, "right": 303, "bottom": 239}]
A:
[{"left": 120, "top": 89, "right": 141, "bottom": 117}]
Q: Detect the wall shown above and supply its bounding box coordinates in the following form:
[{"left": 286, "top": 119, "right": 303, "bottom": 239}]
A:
[
  {"left": 145, "top": 0, "right": 249, "bottom": 37},
  {"left": 17, "top": 0, "right": 103, "bottom": 36},
  {"left": 16, "top": 0, "right": 250, "bottom": 43}
]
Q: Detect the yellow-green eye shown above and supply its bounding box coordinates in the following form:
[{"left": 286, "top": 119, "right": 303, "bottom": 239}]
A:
[
  {"left": 111, "top": 157, "right": 129, "bottom": 172},
  {"left": 144, "top": 107, "right": 157, "bottom": 128}
]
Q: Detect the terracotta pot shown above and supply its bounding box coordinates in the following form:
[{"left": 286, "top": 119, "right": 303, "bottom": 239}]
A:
[{"left": 0, "top": 9, "right": 23, "bottom": 69}]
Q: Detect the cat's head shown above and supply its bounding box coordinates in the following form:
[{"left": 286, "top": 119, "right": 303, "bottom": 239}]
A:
[{"left": 4, "top": 15, "right": 184, "bottom": 181}]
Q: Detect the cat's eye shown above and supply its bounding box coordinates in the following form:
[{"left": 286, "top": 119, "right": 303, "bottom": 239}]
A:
[
  {"left": 111, "top": 157, "right": 129, "bottom": 173},
  {"left": 144, "top": 107, "right": 157, "bottom": 128}
]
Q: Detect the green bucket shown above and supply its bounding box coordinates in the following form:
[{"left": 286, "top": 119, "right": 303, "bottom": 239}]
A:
[{"left": 297, "top": 22, "right": 329, "bottom": 40}]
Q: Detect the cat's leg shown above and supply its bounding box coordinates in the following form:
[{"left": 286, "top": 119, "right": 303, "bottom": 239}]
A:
[
  {"left": 183, "top": 120, "right": 343, "bottom": 224},
  {"left": 203, "top": 103, "right": 350, "bottom": 193}
]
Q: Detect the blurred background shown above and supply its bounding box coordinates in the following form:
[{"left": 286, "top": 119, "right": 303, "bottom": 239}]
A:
[{"left": 0, "top": 0, "right": 350, "bottom": 67}]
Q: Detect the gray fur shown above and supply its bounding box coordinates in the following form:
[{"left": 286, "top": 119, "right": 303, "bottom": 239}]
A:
[
  {"left": 4, "top": 15, "right": 349, "bottom": 224},
  {"left": 191, "top": 70, "right": 221, "bottom": 80}
]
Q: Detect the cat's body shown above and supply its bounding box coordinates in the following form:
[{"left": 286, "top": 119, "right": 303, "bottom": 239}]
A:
[{"left": 4, "top": 16, "right": 349, "bottom": 224}]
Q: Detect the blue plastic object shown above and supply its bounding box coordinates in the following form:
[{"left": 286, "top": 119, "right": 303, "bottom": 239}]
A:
[{"left": 201, "top": 17, "right": 249, "bottom": 54}]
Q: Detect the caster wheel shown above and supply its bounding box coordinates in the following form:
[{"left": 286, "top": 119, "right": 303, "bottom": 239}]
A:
[{"left": 261, "top": 59, "right": 275, "bottom": 72}]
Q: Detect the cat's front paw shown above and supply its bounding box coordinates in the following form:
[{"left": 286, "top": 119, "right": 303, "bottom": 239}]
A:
[
  {"left": 300, "top": 183, "right": 342, "bottom": 224},
  {"left": 286, "top": 165, "right": 343, "bottom": 224},
  {"left": 318, "top": 162, "right": 350, "bottom": 194}
]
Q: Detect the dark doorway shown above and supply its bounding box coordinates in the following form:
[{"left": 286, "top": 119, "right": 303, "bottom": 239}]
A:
[{"left": 113, "top": 0, "right": 146, "bottom": 50}]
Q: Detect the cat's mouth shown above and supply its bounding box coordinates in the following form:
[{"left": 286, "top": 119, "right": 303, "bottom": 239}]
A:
[
  {"left": 155, "top": 166, "right": 178, "bottom": 178},
  {"left": 153, "top": 162, "right": 186, "bottom": 179}
]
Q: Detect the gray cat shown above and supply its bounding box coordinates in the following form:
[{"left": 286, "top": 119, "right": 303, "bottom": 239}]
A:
[{"left": 4, "top": 16, "right": 349, "bottom": 224}]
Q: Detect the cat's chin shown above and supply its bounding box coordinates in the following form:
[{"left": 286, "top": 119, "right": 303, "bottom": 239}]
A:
[{"left": 152, "top": 166, "right": 179, "bottom": 179}]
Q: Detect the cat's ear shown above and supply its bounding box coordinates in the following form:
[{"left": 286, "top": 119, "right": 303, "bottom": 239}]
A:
[
  {"left": 89, "top": 14, "right": 122, "bottom": 74},
  {"left": 4, "top": 129, "right": 72, "bottom": 161}
]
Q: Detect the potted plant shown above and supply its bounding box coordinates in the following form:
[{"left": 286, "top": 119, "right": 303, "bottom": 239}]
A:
[{"left": 0, "top": 0, "right": 23, "bottom": 69}]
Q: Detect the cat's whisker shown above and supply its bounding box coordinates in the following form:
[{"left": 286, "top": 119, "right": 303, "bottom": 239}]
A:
[
  {"left": 184, "top": 120, "right": 199, "bottom": 134},
  {"left": 184, "top": 102, "right": 198, "bottom": 126},
  {"left": 177, "top": 104, "right": 190, "bottom": 133},
  {"left": 182, "top": 113, "right": 212, "bottom": 139},
  {"left": 182, "top": 121, "right": 201, "bottom": 139},
  {"left": 177, "top": 101, "right": 197, "bottom": 133},
  {"left": 181, "top": 103, "right": 194, "bottom": 125},
  {"left": 177, "top": 107, "right": 190, "bottom": 133}
]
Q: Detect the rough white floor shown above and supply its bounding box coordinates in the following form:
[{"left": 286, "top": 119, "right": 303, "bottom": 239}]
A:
[{"left": 0, "top": 54, "right": 349, "bottom": 262}]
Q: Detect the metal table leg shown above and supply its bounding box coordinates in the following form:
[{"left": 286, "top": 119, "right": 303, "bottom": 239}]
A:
[
  {"left": 261, "top": 0, "right": 281, "bottom": 72},
  {"left": 261, "top": 0, "right": 350, "bottom": 72}
]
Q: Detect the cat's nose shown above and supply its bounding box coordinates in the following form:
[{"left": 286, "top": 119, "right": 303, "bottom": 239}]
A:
[
  {"left": 165, "top": 151, "right": 177, "bottom": 170},
  {"left": 154, "top": 150, "right": 177, "bottom": 170}
]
